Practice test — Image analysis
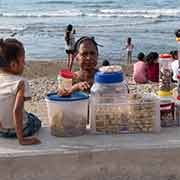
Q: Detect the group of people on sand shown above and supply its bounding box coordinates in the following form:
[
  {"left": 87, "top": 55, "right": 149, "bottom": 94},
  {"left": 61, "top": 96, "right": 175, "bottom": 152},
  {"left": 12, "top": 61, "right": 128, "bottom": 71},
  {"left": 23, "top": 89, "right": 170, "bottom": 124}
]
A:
[
  {"left": 133, "top": 50, "right": 179, "bottom": 84},
  {"left": 133, "top": 52, "right": 159, "bottom": 83},
  {"left": 0, "top": 30, "right": 100, "bottom": 145}
]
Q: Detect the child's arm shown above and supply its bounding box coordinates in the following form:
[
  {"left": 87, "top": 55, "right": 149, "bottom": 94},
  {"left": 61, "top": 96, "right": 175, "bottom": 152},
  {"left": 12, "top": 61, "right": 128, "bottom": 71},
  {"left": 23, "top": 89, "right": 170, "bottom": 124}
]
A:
[{"left": 13, "top": 81, "right": 40, "bottom": 145}]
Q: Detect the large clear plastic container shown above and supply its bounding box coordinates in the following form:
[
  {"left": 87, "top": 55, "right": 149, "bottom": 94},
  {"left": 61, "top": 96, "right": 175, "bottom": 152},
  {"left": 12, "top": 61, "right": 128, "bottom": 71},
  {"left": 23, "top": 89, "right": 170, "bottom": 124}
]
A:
[
  {"left": 46, "top": 92, "right": 89, "bottom": 137},
  {"left": 90, "top": 71, "right": 128, "bottom": 133},
  {"left": 90, "top": 71, "right": 160, "bottom": 134},
  {"left": 158, "top": 54, "right": 172, "bottom": 96}
]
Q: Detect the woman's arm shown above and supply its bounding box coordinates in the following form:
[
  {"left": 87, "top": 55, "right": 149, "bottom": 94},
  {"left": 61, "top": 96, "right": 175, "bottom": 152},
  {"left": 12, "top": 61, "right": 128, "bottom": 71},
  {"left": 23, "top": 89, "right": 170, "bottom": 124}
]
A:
[{"left": 13, "top": 81, "right": 40, "bottom": 145}]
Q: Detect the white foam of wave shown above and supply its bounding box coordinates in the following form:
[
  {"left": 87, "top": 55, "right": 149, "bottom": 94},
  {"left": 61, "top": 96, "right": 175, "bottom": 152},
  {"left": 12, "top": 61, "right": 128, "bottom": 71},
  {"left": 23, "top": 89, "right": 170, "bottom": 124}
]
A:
[
  {"left": 0, "top": 25, "right": 24, "bottom": 31},
  {"left": 99, "top": 9, "right": 180, "bottom": 18},
  {"left": 1, "top": 8, "right": 180, "bottom": 18},
  {"left": 1, "top": 10, "right": 83, "bottom": 17}
]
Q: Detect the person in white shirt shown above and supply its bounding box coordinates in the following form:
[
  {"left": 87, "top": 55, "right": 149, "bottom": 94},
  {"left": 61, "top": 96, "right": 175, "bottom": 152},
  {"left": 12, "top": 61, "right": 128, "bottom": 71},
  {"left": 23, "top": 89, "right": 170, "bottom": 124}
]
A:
[
  {"left": 170, "top": 50, "right": 178, "bottom": 82},
  {"left": 0, "top": 38, "right": 41, "bottom": 145}
]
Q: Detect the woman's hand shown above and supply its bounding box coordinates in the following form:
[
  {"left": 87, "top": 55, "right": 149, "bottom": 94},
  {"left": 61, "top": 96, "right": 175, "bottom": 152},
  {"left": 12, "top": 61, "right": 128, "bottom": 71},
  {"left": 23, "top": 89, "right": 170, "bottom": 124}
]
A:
[
  {"left": 58, "top": 81, "right": 90, "bottom": 96},
  {"left": 58, "top": 88, "right": 71, "bottom": 96},
  {"left": 70, "top": 82, "right": 90, "bottom": 93},
  {"left": 77, "top": 82, "right": 90, "bottom": 91}
]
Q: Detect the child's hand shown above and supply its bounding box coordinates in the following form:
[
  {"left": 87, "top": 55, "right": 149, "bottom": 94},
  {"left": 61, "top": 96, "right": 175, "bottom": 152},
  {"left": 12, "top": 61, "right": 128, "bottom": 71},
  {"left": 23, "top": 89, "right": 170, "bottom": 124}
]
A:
[{"left": 19, "top": 137, "right": 41, "bottom": 145}]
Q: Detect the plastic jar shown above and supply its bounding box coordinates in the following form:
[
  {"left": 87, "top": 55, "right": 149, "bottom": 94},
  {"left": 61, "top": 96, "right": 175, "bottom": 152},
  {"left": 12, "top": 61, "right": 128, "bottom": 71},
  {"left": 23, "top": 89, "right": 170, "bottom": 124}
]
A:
[
  {"left": 57, "top": 69, "right": 73, "bottom": 90},
  {"left": 158, "top": 54, "right": 172, "bottom": 96},
  {"left": 46, "top": 92, "right": 89, "bottom": 137},
  {"left": 89, "top": 71, "right": 129, "bottom": 134}
]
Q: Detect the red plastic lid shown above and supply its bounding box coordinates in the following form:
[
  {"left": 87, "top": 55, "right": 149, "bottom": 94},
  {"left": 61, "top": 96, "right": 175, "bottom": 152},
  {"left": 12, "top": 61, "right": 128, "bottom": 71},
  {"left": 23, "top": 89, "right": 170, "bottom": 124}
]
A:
[
  {"left": 177, "top": 96, "right": 180, "bottom": 100},
  {"left": 159, "top": 54, "right": 172, "bottom": 59},
  {"left": 177, "top": 74, "right": 180, "bottom": 79},
  {"left": 58, "top": 69, "right": 74, "bottom": 79}
]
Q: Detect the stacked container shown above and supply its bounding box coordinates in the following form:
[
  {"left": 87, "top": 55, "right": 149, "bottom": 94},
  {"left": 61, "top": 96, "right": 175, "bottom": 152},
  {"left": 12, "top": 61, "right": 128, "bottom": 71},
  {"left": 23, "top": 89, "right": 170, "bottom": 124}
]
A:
[
  {"left": 46, "top": 92, "right": 89, "bottom": 137},
  {"left": 158, "top": 54, "right": 172, "bottom": 97},
  {"left": 90, "top": 70, "right": 160, "bottom": 134}
]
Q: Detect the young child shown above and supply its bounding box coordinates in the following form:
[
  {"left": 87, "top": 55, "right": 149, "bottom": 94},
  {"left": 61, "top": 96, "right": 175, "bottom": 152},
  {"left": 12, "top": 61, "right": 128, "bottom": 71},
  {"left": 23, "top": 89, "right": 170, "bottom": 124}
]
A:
[
  {"left": 0, "top": 38, "right": 41, "bottom": 145},
  {"left": 125, "top": 37, "right": 134, "bottom": 64},
  {"left": 133, "top": 52, "right": 147, "bottom": 84},
  {"left": 146, "top": 52, "right": 159, "bottom": 82}
]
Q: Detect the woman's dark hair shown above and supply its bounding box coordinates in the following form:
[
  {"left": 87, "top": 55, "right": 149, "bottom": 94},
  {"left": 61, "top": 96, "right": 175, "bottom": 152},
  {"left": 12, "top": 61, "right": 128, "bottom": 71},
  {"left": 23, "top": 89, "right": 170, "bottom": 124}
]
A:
[
  {"left": 170, "top": 50, "right": 178, "bottom": 59},
  {"left": 65, "top": 24, "right": 73, "bottom": 45},
  {"left": 0, "top": 38, "right": 24, "bottom": 67},
  {"left": 102, "top": 60, "right": 110, "bottom": 66},
  {"left": 74, "top": 36, "right": 99, "bottom": 54},
  {"left": 146, "top": 52, "right": 159, "bottom": 65},
  {"left": 137, "top": 52, "right": 145, "bottom": 61},
  {"left": 175, "top": 29, "right": 180, "bottom": 38}
]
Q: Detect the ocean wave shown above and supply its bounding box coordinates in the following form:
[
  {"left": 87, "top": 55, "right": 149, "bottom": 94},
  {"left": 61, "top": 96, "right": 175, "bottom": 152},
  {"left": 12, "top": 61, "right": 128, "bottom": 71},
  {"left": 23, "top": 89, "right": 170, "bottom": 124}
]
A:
[
  {"left": 1, "top": 8, "right": 180, "bottom": 18},
  {"left": 36, "top": 0, "right": 114, "bottom": 5},
  {"left": 99, "top": 9, "right": 180, "bottom": 18},
  {"left": 0, "top": 10, "right": 83, "bottom": 17}
]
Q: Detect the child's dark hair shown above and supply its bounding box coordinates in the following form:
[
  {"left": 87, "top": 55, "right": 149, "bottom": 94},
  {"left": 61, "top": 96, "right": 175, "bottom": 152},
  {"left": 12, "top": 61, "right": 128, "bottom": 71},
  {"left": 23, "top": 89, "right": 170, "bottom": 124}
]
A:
[
  {"left": 137, "top": 52, "right": 145, "bottom": 61},
  {"left": 146, "top": 52, "right": 159, "bottom": 65},
  {"left": 170, "top": 50, "right": 178, "bottom": 59},
  {"left": 127, "top": 37, "right": 132, "bottom": 44},
  {"left": 0, "top": 38, "right": 24, "bottom": 67},
  {"left": 65, "top": 24, "right": 73, "bottom": 45},
  {"left": 74, "top": 36, "right": 99, "bottom": 54},
  {"left": 102, "top": 60, "right": 110, "bottom": 66}
]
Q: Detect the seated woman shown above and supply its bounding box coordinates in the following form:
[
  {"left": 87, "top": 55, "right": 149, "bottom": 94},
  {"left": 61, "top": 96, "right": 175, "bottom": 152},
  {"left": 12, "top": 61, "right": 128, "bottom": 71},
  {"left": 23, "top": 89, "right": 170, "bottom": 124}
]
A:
[
  {"left": 133, "top": 52, "right": 147, "bottom": 84},
  {"left": 146, "top": 52, "right": 159, "bottom": 83},
  {"left": 59, "top": 36, "right": 99, "bottom": 96}
]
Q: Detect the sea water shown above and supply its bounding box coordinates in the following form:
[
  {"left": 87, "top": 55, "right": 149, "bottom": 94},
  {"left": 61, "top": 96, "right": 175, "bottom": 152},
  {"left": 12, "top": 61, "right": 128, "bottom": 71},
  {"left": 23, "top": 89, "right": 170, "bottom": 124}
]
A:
[{"left": 0, "top": 0, "right": 180, "bottom": 62}]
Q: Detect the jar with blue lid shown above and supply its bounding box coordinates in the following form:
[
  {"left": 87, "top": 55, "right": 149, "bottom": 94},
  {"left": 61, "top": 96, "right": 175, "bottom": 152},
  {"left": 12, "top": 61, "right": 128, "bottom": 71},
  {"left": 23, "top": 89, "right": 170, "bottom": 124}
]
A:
[
  {"left": 89, "top": 70, "right": 129, "bottom": 134},
  {"left": 45, "top": 92, "right": 89, "bottom": 137}
]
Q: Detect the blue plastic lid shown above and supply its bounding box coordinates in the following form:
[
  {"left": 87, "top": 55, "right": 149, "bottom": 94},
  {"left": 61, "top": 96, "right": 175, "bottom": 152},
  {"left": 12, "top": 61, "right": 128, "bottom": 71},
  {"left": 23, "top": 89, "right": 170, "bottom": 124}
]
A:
[
  {"left": 46, "top": 92, "right": 89, "bottom": 102},
  {"left": 95, "top": 71, "right": 124, "bottom": 84}
]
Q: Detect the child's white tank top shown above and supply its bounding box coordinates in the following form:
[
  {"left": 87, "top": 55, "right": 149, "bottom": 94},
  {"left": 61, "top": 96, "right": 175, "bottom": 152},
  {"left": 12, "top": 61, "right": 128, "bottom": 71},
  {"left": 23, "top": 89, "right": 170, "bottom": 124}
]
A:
[{"left": 0, "top": 72, "right": 31, "bottom": 129}]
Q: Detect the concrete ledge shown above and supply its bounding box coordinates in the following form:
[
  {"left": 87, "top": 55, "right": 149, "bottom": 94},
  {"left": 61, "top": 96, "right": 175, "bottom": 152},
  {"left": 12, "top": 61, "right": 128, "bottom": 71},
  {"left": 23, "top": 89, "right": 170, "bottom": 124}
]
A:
[{"left": 1, "top": 127, "right": 180, "bottom": 180}]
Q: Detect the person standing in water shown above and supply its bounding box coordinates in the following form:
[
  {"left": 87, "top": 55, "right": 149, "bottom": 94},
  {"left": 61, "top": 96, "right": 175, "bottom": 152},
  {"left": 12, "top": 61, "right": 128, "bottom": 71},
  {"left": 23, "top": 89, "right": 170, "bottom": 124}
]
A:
[
  {"left": 64, "top": 24, "right": 76, "bottom": 71},
  {"left": 125, "top": 37, "right": 134, "bottom": 64}
]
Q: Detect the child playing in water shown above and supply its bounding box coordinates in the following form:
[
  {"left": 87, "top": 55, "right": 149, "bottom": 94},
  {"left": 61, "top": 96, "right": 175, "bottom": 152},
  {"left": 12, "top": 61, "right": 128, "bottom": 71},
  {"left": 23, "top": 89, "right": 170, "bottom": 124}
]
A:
[
  {"left": 125, "top": 37, "right": 134, "bottom": 64},
  {"left": 133, "top": 52, "right": 147, "bottom": 84},
  {"left": 146, "top": 52, "right": 159, "bottom": 83},
  {"left": 0, "top": 38, "right": 41, "bottom": 145}
]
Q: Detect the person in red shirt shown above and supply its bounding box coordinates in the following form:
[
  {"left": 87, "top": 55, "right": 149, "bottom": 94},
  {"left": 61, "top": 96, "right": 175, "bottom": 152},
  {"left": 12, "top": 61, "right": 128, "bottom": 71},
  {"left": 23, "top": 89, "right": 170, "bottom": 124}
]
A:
[
  {"left": 133, "top": 52, "right": 147, "bottom": 83},
  {"left": 146, "top": 52, "right": 159, "bottom": 82}
]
